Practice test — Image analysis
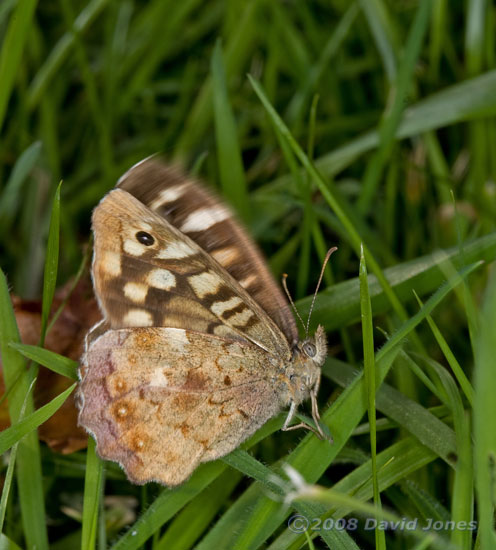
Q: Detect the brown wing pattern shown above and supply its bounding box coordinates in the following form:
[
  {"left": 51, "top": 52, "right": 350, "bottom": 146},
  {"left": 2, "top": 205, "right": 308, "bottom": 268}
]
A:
[
  {"left": 117, "top": 157, "right": 298, "bottom": 345},
  {"left": 91, "top": 188, "right": 290, "bottom": 357}
]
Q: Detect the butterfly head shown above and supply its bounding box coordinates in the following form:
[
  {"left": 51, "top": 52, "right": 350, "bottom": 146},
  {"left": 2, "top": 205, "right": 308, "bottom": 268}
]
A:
[
  {"left": 282, "top": 324, "right": 327, "bottom": 405},
  {"left": 298, "top": 324, "right": 327, "bottom": 367}
]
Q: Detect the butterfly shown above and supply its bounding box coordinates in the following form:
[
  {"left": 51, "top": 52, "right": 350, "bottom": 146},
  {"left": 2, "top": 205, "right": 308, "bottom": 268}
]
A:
[{"left": 77, "top": 157, "right": 329, "bottom": 486}]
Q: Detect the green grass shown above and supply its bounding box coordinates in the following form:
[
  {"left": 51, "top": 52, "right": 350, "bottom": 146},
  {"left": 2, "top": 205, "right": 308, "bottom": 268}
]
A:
[{"left": 1, "top": 1, "right": 496, "bottom": 549}]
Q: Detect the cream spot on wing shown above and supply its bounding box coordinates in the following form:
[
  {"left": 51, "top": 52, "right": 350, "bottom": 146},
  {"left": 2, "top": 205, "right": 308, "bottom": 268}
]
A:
[
  {"left": 123, "top": 282, "right": 148, "bottom": 302},
  {"left": 226, "top": 343, "right": 245, "bottom": 357},
  {"left": 213, "top": 325, "right": 236, "bottom": 338},
  {"left": 123, "top": 238, "right": 147, "bottom": 256},
  {"left": 135, "top": 439, "right": 145, "bottom": 449},
  {"left": 239, "top": 274, "right": 257, "bottom": 290},
  {"left": 149, "top": 368, "right": 169, "bottom": 387},
  {"left": 122, "top": 309, "right": 153, "bottom": 327},
  {"left": 156, "top": 241, "right": 196, "bottom": 260},
  {"left": 117, "top": 406, "right": 127, "bottom": 417},
  {"left": 168, "top": 328, "right": 190, "bottom": 352},
  {"left": 150, "top": 183, "right": 189, "bottom": 209},
  {"left": 188, "top": 271, "right": 223, "bottom": 298},
  {"left": 180, "top": 206, "right": 230, "bottom": 232},
  {"left": 147, "top": 268, "right": 176, "bottom": 290},
  {"left": 228, "top": 308, "right": 254, "bottom": 327},
  {"left": 211, "top": 246, "right": 240, "bottom": 266},
  {"left": 101, "top": 250, "right": 121, "bottom": 276},
  {"left": 211, "top": 296, "right": 243, "bottom": 317}
]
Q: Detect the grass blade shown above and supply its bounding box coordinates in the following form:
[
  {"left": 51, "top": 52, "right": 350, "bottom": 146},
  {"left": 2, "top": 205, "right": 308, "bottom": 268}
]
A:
[
  {"left": 211, "top": 39, "right": 249, "bottom": 221},
  {"left": 0, "top": 377, "right": 36, "bottom": 534},
  {"left": 297, "top": 233, "right": 495, "bottom": 332},
  {"left": 0, "top": 0, "right": 38, "bottom": 132},
  {"left": 414, "top": 291, "right": 474, "bottom": 405},
  {"left": 0, "top": 269, "right": 49, "bottom": 550},
  {"left": 359, "top": 245, "right": 385, "bottom": 550},
  {"left": 40, "top": 182, "right": 61, "bottom": 344},
  {"left": 248, "top": 74, "right": 410, "bottom": 328},
  {"left": 357, "top": 0, "right": 431, "bottom": 212},
  {"left": 27, "top": 0, "right": 111, "bottom": 110},
  {"left": 359, "top": 0, "right": 398, "bottom": 82},
  {"left": 325, "top": 357, "right": 457, "bottom": 465},
  {"left": 279, "top": 69, "right": 496, "bottom": 183},
  {"left": 473, "top": 270, "right": 496, "bottom": 549},
  {"left": 110, "top": 462, "right": 227, "bottom": 550},
  {"left": 81, "top": 437, "right": 104, "bottom": 550},
  {"left": 0, "top": 141, "right": 42, "bottom": 233},
  {"left": 9, "top": 343, "right": 78, "bottom": 380},
  {"left": 156, "top": 470, "right": 241, "bottom": 550},
  {"left": 0, "top": 383, "right": 76, "bottom": 455}
]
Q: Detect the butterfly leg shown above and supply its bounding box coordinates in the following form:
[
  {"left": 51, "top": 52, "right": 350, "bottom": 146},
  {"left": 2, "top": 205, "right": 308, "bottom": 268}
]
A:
[
  {"left": 310, "top": 390, "right": 333, "bottom": 442},
  {"left": 282, "top": 400, "right": 326, "bottom": 440},
  {"left": 311, "top": 377, "right": 321, "bottom": 422},
  {"left": 282, "top": 401, "right": 297, "bottom": 430}
]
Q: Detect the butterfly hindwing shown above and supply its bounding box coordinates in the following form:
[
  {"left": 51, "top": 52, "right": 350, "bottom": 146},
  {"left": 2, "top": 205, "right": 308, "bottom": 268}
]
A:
[{"left": 79, "top": 327, "right": 285, "bottom": 485}]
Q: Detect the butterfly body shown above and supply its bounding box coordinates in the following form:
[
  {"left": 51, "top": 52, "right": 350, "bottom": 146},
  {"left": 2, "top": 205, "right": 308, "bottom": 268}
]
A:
[{"left": 77, "top": 159, "right": 327, "bottom": 486}]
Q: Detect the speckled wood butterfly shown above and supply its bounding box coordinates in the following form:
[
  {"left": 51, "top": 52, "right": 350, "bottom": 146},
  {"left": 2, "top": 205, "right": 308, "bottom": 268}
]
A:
[{"left": 77, "top": 157, "right": 329, "bottom": 486}]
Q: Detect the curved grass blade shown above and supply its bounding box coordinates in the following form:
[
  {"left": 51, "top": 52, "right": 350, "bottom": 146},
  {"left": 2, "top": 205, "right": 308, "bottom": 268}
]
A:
[
  {"left": 9, "top": 343, "right": 78, "bottom": 380},
  {"left": 0, "top": 383, "right": 76, "bottom": 455},
  {"left": 249, "top": 74, "right": 410, "bottom": 329},
  {"left": 264, "top": 69, "right": 496, "bottom": 189},
  {"left": 0, "top": 0, "right": 37, "bottom": 132},
  {"left": 413, "top": 291, "right": 474, "bottom": 406},
  {"left": 110, "top": 461, "right": 227, "bottom": 550},
  {"left": 325, "top": 358, "right": 457, "bottom": 466},
  {"left": 0, "top": 377, "right": 36, "bottom": 533},
  {"left": 156, "top": 470, "right": 242, "bottom": 550},
  {"left": 359, "top": 0, "right": 398, "bottom": 82},
  {"left": 0, "top": 141, "right": 42, "bottom": 233},
  {"left": 298, "top": 233, "right": 495, "bottom": 332},
  {"left": 27, "top": 0, "right": 110, "bottom": 110}
]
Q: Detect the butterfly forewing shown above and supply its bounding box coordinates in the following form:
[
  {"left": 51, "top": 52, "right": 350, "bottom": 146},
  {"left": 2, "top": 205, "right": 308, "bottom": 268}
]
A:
[
  {"left": 91, "top": 188, "right": 290, "bottom": 357},
  {"left": 117, "top": 158, "right": 298, "bottom": 345}
]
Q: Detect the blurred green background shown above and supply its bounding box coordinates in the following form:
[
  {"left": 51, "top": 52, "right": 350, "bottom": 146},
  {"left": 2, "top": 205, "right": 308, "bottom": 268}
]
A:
[
  {"left": 2, "top": 0, "right": 495, "bottom": 299},
  {"left": 1, "top": 1, "right": 496, "bottom": 549}
]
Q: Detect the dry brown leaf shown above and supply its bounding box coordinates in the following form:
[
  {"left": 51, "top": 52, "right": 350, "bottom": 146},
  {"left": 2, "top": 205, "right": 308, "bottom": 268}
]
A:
[{"left": 0, "top": 275, "right": 101, "bottom": 453}]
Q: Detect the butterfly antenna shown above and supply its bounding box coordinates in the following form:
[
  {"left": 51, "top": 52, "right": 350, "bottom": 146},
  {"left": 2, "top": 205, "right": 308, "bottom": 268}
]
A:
[
  {"left": 305, "top": 247, "right": 338, "bottom": 336},
  {"left": 282, "top": 274, "right": 306, "bottom": 334}
]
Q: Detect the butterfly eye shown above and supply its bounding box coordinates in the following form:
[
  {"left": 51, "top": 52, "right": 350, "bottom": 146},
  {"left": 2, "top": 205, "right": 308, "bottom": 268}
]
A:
[
  {"left": 302, "top": 342, "right": 316, "bottom": 358},
  {"left": 136, "top": 231, "right": 155, "bottom": 246}
]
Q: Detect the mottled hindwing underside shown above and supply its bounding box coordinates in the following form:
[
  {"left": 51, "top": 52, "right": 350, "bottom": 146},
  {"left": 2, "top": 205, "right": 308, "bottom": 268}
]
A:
[
  {"left": 117, "top": 158, "right": 298, "bottom": 345},
  {"left": 79, "top": 327, "right": 284, "bottom": 485}
]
